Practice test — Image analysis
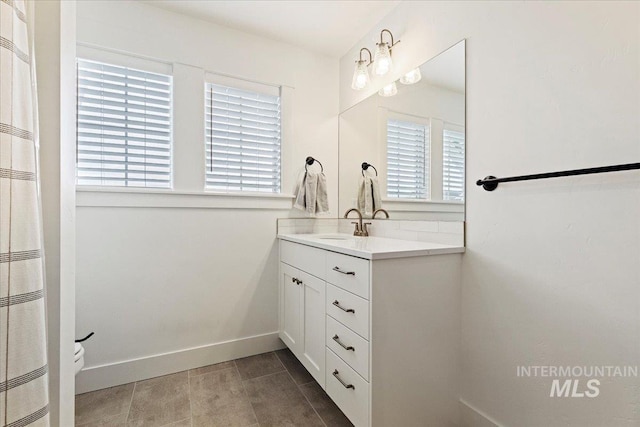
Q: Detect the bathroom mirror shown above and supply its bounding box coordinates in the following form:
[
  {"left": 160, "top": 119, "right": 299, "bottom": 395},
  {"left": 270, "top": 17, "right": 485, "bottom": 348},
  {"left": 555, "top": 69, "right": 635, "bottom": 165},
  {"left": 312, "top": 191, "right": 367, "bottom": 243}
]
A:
[{"left": 339, "top": 40, "right": 465, "bottom": 220}]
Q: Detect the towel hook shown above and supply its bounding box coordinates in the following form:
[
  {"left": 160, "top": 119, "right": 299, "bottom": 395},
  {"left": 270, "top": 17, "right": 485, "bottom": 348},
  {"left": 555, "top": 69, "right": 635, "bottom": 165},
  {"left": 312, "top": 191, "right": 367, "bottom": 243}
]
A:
[
  {"left": 361, "top": 162, "right": 378, "bottom": 177},
  {"left": 305, "top": 156, "right": 324, "bottom": 172}
]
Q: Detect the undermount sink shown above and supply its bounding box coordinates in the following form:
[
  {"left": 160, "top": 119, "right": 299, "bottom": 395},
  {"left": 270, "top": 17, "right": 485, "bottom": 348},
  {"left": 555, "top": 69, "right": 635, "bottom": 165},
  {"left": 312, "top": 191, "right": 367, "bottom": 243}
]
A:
[{"left": 312, "top": 234, "right": 354, "bottom": 241}]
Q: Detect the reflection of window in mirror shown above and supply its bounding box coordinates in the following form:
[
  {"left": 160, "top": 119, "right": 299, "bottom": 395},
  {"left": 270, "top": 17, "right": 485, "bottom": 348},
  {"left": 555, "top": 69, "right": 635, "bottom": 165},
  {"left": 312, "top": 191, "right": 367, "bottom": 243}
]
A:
[
  {"left": 386, "top": 116, "right": 430, "bottom": 199},
  {"left": 443, "top": 123, "right": 465, "bottom": 201},
  {"left": 386, "top": 116, "right": 465, "bottom": 202}
]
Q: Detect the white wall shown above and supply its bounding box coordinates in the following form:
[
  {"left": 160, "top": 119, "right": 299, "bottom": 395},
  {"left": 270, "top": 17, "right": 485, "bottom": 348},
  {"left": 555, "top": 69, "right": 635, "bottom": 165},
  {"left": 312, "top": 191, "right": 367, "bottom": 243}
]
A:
[
  {"left": 33, "top": 0, "right": 77, "bottom": 424},
  {"left": 75, "top": 0, "right": 338, "bottom": 393},
  {"left": 340, "top": 1, "right": 639, "bottom": 426}
]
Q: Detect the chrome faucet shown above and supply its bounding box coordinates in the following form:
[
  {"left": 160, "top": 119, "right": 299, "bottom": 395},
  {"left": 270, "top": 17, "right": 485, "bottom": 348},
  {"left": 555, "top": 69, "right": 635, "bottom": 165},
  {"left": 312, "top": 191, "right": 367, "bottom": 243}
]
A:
[
  {"left": 372, "top": 208, "right": 390, "bottom": 219},
  {"left": 343, "top": 208, "right": 370, "bottom": 236}
]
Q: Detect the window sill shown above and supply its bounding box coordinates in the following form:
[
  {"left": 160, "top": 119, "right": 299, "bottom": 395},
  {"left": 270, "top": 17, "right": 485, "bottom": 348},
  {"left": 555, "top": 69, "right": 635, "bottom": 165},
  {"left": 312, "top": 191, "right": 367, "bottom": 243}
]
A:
[{"left": 76, "top": 187, "right": 295, "bottom": 209}]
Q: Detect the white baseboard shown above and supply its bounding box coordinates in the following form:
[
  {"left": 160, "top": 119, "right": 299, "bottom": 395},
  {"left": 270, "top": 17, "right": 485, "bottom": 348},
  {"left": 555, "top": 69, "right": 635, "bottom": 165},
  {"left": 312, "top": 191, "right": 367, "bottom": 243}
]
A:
[
  {"left": 460, "top": 399, "right": 502, "bottom": 427},
  {"left": 75, "top": 332, "right": 285, "bottom": 394}
]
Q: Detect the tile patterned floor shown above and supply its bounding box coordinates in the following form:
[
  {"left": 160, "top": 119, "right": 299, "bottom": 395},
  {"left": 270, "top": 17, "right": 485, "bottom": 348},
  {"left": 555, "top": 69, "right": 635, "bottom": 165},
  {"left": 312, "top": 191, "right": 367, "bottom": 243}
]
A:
[{"left": 75, "top": 349, "right": 353, "bottom": 427}]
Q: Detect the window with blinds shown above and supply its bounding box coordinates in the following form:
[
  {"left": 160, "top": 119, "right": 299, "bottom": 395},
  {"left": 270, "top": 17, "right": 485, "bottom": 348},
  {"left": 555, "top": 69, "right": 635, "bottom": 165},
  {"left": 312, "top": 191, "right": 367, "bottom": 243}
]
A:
[
  {"left": 205, "top": 82, "right": 281, "bottom": 193},
  {"left": 76, "top": 59, "right": 172, "bottom": 188},
  {"left": 386, "top": 119, "right": 430, "bottom": 199},
  {"left": 443, "top": 126, "right": 465, "bottom": 201}
]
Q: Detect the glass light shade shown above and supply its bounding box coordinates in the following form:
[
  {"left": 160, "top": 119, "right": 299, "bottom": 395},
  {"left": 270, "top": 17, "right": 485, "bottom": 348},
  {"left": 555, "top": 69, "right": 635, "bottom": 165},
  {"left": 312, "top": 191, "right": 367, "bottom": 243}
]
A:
[
  {"left": 373, "top": 43, "right": 393, "bottom": 76},
  {"left": 400, "top": 68, "right": 422, "bottom": 85},
  {"left": 351, "top": 60, "right": 370, "bottom": 90},
  {"left": 378, "top": 81, "right": 398, "bottom": 97}
]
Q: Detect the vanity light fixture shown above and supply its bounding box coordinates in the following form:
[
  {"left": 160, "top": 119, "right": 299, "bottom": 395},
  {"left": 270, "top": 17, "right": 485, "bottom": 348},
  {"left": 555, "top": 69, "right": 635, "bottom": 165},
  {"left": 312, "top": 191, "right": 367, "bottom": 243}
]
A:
[
  {"left": 373, "top": 29, "right": 400, "bottom": 76},
  {"left": 378, "top": 81, "right": 398, "bottom": 97},
  {"left": 400, "top": 67, "right": 422, "bottom": 85},
  {"left": 351, "top": 48, "right": 373, "bottom": 90}
]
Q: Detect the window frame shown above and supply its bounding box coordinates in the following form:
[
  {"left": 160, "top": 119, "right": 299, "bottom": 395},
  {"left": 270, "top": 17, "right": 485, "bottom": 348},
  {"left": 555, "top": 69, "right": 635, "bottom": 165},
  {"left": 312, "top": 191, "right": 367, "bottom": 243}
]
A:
[
  {"left": 384, "top": 111, "right": 432, "bottom": 200},
  {"left": 442, "top": 122, "right": 465, "bottom": 202},
  {"left": 204, "top": 73, "right": 283, "bottom": 195},
  {"left": 75, "top": 46, "right": 175, "bottom": 190},
  {"left": 74, "top": 46, "right": 295, "bottom": 209}
]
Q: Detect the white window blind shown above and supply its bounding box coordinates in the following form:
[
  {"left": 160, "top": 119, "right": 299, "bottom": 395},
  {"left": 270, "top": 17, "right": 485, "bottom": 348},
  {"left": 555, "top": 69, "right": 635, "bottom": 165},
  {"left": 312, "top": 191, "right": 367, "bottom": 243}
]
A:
[
  {"left": 205, "top": 82, "right": 281, "bottom": 193},
  {"left": 76, "top": 59, "right": 172, "bottom": 188},
  {"left": 443, "top": 126, "right": 465, "bottom": 201},
  {"left": 386, "top": 119, "right": 430, "bottom": 199}
]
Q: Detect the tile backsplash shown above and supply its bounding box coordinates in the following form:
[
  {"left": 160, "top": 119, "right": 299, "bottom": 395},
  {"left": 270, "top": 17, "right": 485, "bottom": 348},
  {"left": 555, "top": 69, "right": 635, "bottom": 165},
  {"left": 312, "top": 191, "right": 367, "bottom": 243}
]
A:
[
  {"left": 277, "top": 218, "right": 340, "bottom": 236},
  {"left": 277, "top": 218, "right": 464, "bottom": 247}
]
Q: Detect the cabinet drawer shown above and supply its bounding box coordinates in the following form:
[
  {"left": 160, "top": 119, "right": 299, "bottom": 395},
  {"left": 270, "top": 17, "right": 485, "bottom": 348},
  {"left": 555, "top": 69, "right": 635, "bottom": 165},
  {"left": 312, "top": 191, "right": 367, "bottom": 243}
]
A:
[
  {"left": 325, "top": 252, "right": 369, "bottom": 299},
  {"left": 280, "top": 240, "right": 325, "bottom": 279},
  {"left": 326, "top": 284, "right": 369, "bottom": 340},
  {"left": 326, "top": 348, "right": 369, "bottom": 427},
  {"left": 326, "top": 315, "right": 369, "bottom": 381}
]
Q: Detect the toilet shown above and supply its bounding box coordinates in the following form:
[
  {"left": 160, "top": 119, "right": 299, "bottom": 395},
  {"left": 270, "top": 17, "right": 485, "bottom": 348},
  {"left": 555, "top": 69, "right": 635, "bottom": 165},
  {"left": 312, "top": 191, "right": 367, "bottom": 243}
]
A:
[{"left": 74, "top": 342, "right": 85, "bottom": 375}]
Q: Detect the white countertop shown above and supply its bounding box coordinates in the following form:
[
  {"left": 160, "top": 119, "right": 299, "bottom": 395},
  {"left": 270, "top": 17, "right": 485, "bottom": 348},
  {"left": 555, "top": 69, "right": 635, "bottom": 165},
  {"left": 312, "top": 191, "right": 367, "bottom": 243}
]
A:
[{"left": 277, "top": 233, "right": 465, "bottom": 260}]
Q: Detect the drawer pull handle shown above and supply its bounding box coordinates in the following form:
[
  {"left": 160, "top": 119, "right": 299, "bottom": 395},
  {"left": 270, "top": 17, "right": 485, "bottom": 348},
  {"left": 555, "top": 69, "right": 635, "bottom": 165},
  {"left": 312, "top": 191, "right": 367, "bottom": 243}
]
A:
[
  {"left": 333, "top": 335, "right": 355, "bottom": 351},
  {"left": 291, "top": 277, "right": 301, "bottom": 285},
  {"left": 332, "top": 300, "right": 355, "bottom": 314},
  {"left": 333, "top": 369, "right": 355, "bottom": 389},
  {"left": 333, "top": 266, "right": 355, "bottom": 276}
]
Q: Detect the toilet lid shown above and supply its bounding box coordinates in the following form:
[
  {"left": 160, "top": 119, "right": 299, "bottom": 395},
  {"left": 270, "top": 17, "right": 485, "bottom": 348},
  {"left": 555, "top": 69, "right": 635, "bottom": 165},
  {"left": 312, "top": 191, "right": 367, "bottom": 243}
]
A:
[{"left": 75, "top": 343, "right": 83, "bottom": 355}]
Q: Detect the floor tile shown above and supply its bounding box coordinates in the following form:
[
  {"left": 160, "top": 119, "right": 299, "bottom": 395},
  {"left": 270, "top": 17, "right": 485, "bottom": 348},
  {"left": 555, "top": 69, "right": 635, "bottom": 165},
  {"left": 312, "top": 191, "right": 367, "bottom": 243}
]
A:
[
  {"left": 300, "top": 381, "right": 353, "bottom": 427},
  {"left": 75, "top": 383, "right": 134, "bottom": 426},
  {"left": 275, "top": 348, "right": 314, "bottom": 385},
  {"left": 76, "top": 412, "right": 128, "bottom": 427},
  {"left": 243, "top": 371, "right": 324, "bottom": 426},
  {"left": 234, "top": 352, "right": 284, "bottom": 380},
  {"left": 126, "top": 372, "right": 191, "bottom": 427},
  {"left": 163, "top": 419, "right": 191, "bottom": 427},
  {"left": 189, "top": 360, "right": 235, "bottom": 377},
  {"left": 189, "top": 367, "right": 257, "bottom": 427}
]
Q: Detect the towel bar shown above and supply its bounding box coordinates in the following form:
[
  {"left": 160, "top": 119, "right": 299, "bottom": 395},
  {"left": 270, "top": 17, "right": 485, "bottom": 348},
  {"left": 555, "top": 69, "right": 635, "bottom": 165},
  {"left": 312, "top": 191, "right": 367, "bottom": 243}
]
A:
[{"left": 476, "top": 162, "right": 640, "bottom": 191}]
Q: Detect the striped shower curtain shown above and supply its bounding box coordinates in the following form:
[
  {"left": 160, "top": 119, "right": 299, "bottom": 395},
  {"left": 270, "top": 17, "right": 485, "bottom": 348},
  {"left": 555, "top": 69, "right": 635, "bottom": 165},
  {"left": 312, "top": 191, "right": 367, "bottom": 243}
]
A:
[{"left": 0, "top": 0, "right": 50, "bottom": 426}]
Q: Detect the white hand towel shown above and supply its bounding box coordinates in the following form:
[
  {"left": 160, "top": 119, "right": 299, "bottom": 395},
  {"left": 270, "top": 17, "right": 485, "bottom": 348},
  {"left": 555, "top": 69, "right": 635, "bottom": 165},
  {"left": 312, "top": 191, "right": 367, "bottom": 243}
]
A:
[
  {"left": 304, "top": 172, "right": 319, "bottom": 215},
  {"left": 315, "top": 173, "right": 329, "bottom": 214},
  {"left": 357, "top": 176, "right": 373, "bottom": 215},
  {"left": 293, "top": 171, "right": 308, "bottom": 212},
  {"left": 370, "top": 175, "right": 382, "bottom": 213},
  {"left": 294, "top": 170, "right": 330, "bottom": 215},
  {"left": 357, "top": 175, "right": 382, "bottom": 216},
  {"left": 357, "top": 176, "right": 368, "bottom": 214}
]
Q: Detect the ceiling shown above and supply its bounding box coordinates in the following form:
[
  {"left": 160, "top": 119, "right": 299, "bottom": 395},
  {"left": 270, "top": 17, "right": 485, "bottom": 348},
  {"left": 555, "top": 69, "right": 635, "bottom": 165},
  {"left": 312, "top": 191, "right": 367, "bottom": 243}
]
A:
[{"left": 140, "top": 0, "right": 401, "bottom": 57}]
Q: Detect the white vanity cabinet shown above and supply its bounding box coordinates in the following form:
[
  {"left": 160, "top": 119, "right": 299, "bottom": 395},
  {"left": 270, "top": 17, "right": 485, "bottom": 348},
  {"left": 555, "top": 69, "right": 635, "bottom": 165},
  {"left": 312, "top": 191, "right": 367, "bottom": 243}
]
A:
[
  {"left": 278, "top": 236, "right": 462, "bottom": 427},
  {"left": 279, "top": 249, "right": 326, "bottom": 387}
]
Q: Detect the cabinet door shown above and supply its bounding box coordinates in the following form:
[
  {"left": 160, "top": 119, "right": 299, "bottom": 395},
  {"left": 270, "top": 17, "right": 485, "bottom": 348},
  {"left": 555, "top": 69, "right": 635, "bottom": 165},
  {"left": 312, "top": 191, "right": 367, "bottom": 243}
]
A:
[
  {"left": 279, "top": 263, "right": 302, "bottom": 355},
  {"left": 300, "top": 273, "right": 326, "bottom": 388}
]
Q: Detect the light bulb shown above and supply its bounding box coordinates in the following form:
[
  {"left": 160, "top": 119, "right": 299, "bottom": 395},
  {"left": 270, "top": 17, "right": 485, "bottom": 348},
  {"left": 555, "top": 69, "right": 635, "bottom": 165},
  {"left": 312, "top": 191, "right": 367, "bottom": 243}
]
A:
[
  {"left": 400, "top": 68, "right": 422, "bottom": 85},
  {"left": 351, "top": 60, "right": 370, "bottom": 90},
  {"left": 373, "top": 43, "right": 393, "bottom": 76},
  {"left": 378, "top": 81, "right": 398, "bottom": 97}
]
